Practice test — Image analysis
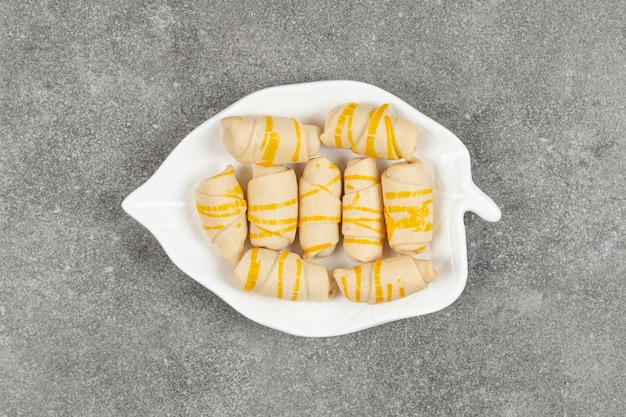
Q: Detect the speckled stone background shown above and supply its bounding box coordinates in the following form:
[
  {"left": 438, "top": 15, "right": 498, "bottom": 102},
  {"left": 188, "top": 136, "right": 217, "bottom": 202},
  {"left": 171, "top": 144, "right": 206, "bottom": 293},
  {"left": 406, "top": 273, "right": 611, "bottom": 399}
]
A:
[{"left": 2, "top": 1, "right": 625, "bottom": 416}]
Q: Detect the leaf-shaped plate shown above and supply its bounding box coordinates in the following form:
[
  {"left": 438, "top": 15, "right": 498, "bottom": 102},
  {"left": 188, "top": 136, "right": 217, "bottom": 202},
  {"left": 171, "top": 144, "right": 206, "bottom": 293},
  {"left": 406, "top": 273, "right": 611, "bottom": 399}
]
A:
[{"left": 122, "top": 80, "right": 501, "bottom": 337}]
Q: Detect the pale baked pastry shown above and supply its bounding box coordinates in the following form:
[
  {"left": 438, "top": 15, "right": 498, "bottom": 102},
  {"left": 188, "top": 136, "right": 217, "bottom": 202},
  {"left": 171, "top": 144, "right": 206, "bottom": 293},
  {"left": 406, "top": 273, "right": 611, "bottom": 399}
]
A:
[
  {"left": 221, "top": 115, "right": 321, "bottom": 165},
  {"left": 298, "top": 156, "right": 342, "bottom": 261},
  {"left": 247, "top": 164, "right": 298, "bottom": 250},
  {"left": 320, "top": 103, "right": 418, "bottom": 160},
  {"left": 341, "top": 157, "right": 385, "bottom": 263},
  {"left": 194, "top": 165, "right": 247, "bottom": 263},
  {"left": 382, "top": 159, "right": 433, "bottom": 255},
  {"left": 234, "top": 248, "right": 336, "bottom": 302},
  {"left": 333, "top": 256, "right": 436, "bottom": 304}
]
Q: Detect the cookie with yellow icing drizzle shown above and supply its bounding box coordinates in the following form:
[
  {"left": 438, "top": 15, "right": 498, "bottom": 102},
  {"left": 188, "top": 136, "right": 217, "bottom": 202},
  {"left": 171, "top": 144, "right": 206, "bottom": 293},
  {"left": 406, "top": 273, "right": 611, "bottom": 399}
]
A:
[
  {"left": 298, "top": 156, "right": 342, "bottom": 261},
  {"left": 333, "top": 256, "right": 436, "bottom": 304},
  {"left": 341, "top": 157, "right": 386, "bottom": 263},
  {"left": 382, "top": 160, "right": 433, "bottom": 255},
  {"left": 234, "top": 248, "right": 336, "bottom": 302},
  {"left": 221, "top": 115, "right": 321, "bottom": 165},
  {"left": 320, "top": 103, "right": 418, "bottom": 160},
  {"left": 194, "top": 165, "right": 247, "bottom": 263},
  {"left": 247, "top": 164, "right": 298, "bottom": 250}
]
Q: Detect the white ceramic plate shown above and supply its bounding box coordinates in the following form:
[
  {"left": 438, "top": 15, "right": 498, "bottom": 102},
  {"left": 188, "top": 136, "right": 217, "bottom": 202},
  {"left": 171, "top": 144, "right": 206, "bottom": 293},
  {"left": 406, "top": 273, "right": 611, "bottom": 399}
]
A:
[{"left": 122, "top": 80, "right": 501, "bottom": 337}]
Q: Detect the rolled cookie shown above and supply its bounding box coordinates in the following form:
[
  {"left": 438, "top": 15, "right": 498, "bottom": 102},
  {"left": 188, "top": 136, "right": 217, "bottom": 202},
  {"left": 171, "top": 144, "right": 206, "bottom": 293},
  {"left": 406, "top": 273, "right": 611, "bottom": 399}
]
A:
[
  {"left": 382, "top": 159, "right": 433, "bottom": 255},
  {"left": 195, "top": 165, "right": 247, "bottom": 263},
  {"left": 221, "top": 115, "right": 321, "bottom": 165},
  {"left": 234, "top": 248, "right": 335, "bottom": 302},
  {"left": 333, "top": 256, "right": 436, "bottom": 304},
  {"left": 298, "top": 156, "right": 342, "bottom": 260},
  {"left": 320, "top": 103, "right": 417, "bottom": 160},
  {"left": 342, "top": 157, "right": 385, "bottom": 263},
  {"left": 247, "top": 164, "right": 298, "bottom": 250}
]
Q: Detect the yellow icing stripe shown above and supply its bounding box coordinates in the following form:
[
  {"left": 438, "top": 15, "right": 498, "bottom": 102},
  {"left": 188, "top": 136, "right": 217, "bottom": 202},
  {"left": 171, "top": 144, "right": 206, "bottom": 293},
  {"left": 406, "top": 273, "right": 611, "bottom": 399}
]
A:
[
  {"left": 346, "top": 106, "right": 355, "bottom": 148},
  {"left": 364, "top": 104, "right": 389, "bottom": 158},
  {"left": 276, "top": 251, "right": 289, "bottom": 299},
  {"left": 261, "top": 133, "right": 279, "bottom": 163},
  {"left": 374, "top": 259, "right": 383, "bottom": 303},
  {"left": 355, "top": 207, "right": 383, "bottom": 214},
  {"left": 224, "top": 184, "right": 244, "bottom": 198},
  {"left": 411, "top": 245, "right": 427, "bottom": 253},
  {"left": 261, "top": 116, "right": 280, "bottom": 164},
  {"left": 299, "top": 188, "right": 320, "bottom": 200},
  {"left": 260, "top": 116, "right": 271, "bottom": 149},
  {"left": 344, "top": 205, "right": 383, "bottom": 215},
  {"left": 387, "top": 283, "right": 393, "bottom": 302},
  {"left": 247, "top": 214, "right": 297, "bottom": 226},
  {"left": 384, "top": 115, "right": 400, "bottom": 159},
  {"left": 355, "top": 265, "right": 362, "bottom": 302},
  {"left": 386, "top": 204, "right": 432, "bottom": 213},
  {"left": 343, "top": 237, "right": 382, "bottom": 246},
  {"left": 301, "top": 174, "right": 342, "bottom": 201},
  {"left": 291, "top": 118, "right": 301, "bottom": 162},
  {"left": 385, "top": 199, "right": 433, "bottom": 213},
  {"left": 385, "top": 197, "right": 433, "bottom": 239},
  {"left": 340, "top": 276, "right": 349, "bottom": 299},
  {"left": 302, "top": 242, "right": 332, "bottom": 255},
  {"left": 334, "top": 103, "right": 357, "bottom": 148},
  {"left": 249, "top": 223, "right": 297, "bottom": 239},
  {"left": 385, "top": 204, "right": 430, "bottom": 217},
  {"left": 343, "top": 215, "right": 383, "bottom": 224},
  {"left": 210, "top": 167, "right": 235, "bottom": 179},
  {"left": 343, "top": 193, "right": 382, "bottom": 214},
  {"left": 385, "top": 199, "right": 433, "bottom": 217},
  {"left": 298, "top": 215, "right": 340, "bottom": 225},
  {"left": 197, "top": 207, "right": 242, "bottom": 218},
  {"left": 291, "top": 258, "right": 302, "bottom": 301},
  {"left": 399, "top": 279, "right": 405, "bottom": 298},
  {"left": 326, "top": 174, "right": 341, "bottom": 187},
  {"left": 386, "top": 222, "right": 432, "bottom": 240},
  {"left": 344, "top": 174, "right": 379, "bottom": 183},
  {"left": 244, "top": 248, "right": 261, "bottom": 292},
  {"left": 201, "top": 210, "right": 242, "bottom": 219},
  {"left": 196, "top": 200, "right": 246, "bottom": 213},
  {"left": 248, "top": 197, "right": 297, "bottom": 211},
  {"left": 317, "top": 174, "right": 341, "bottom": 194},
  {"left": 202, "top": 224, "right": 225, "bottom": 230},
  {"left": 343, "top": 218, "right": 384, "bottom": 234},
  {"left": 384, "top": 189, "right": 433, "bottom": 199}
]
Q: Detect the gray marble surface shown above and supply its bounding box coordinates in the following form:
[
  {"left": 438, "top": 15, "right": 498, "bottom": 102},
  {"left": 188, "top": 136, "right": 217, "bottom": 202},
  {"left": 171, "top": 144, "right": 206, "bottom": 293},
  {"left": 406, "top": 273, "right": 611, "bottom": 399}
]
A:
[{"left": 2, "top": 1, "right": 625, "bottom": 416}]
